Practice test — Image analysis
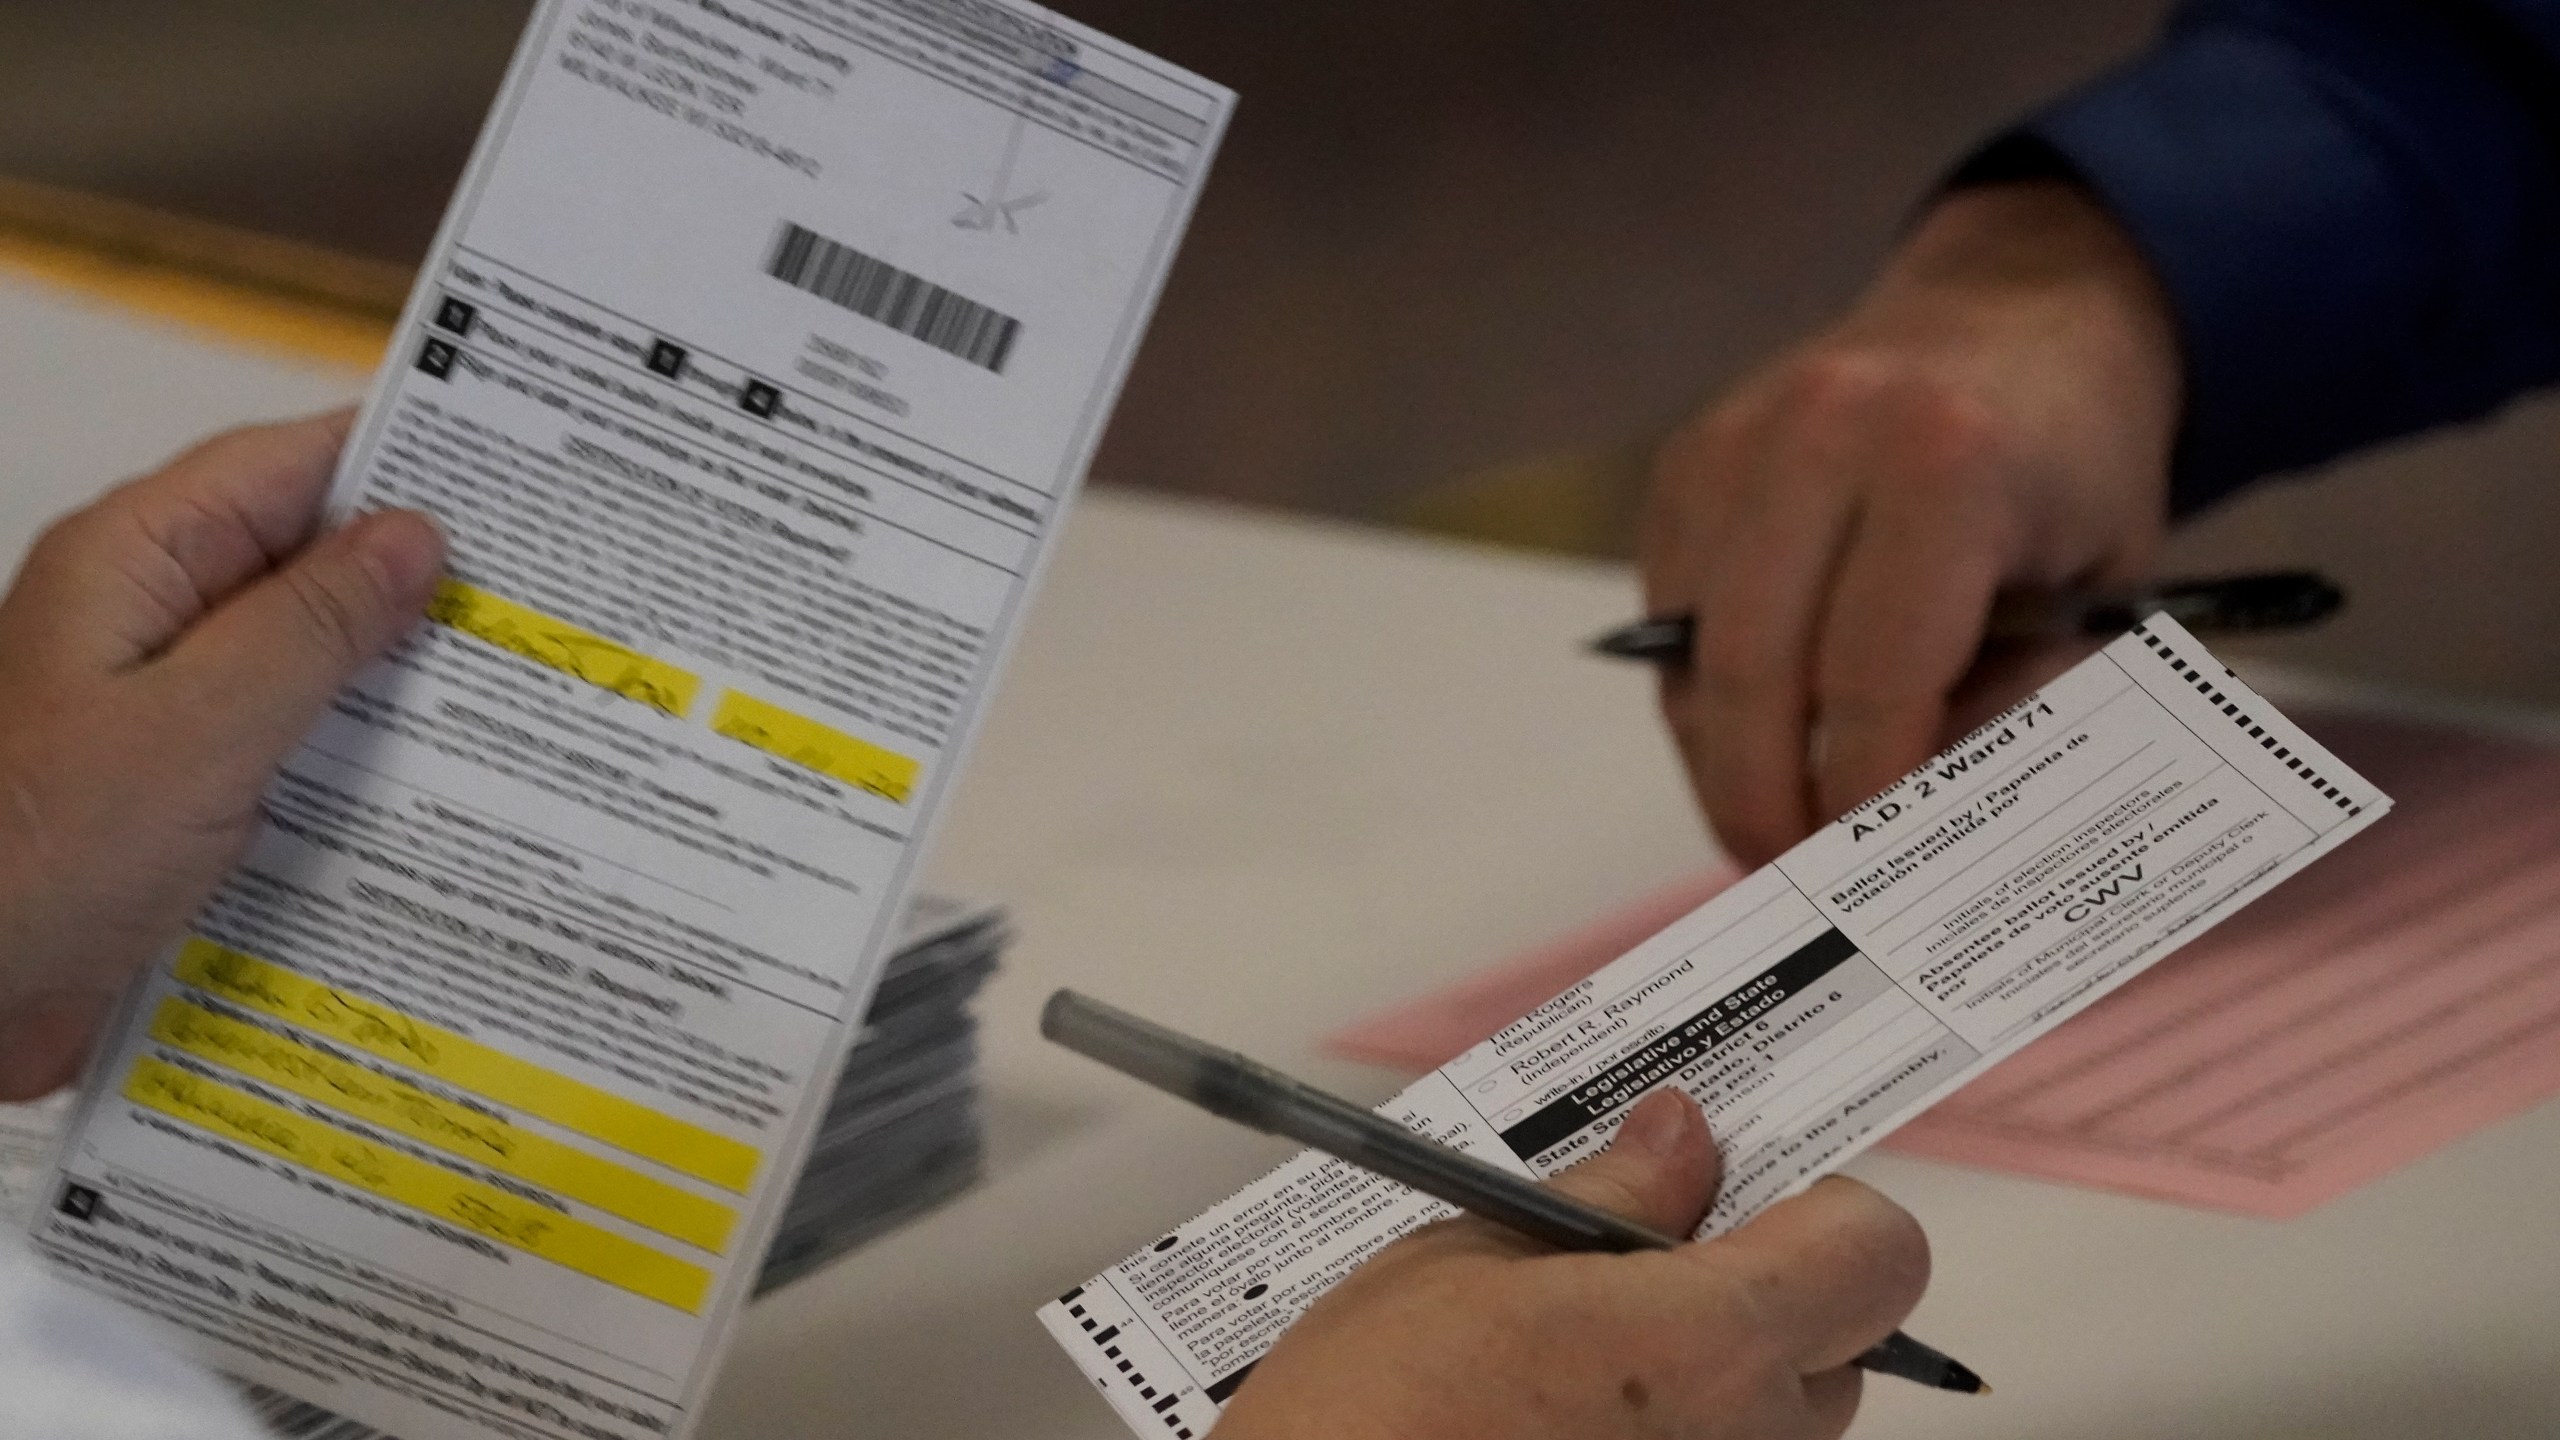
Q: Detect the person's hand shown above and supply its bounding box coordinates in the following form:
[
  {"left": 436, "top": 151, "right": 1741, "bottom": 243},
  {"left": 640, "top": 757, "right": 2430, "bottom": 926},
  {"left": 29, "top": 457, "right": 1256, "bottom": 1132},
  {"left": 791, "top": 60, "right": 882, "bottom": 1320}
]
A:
[
  {"left": 0, "top": 413, "right": 445, "bottom": 1100},
  {"left": 1213, "top": 1090, "right": 1930, "bottom": 1440},
  {"left": 1644, "top": 179, "right": 2184, "bottom": 865}
]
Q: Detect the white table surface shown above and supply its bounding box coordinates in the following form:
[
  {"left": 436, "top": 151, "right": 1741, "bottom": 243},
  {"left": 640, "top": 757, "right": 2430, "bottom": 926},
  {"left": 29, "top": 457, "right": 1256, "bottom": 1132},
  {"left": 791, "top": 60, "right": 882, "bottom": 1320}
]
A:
[{"left": 8, "top": 274, "right": 2560, "bottom": 1439}]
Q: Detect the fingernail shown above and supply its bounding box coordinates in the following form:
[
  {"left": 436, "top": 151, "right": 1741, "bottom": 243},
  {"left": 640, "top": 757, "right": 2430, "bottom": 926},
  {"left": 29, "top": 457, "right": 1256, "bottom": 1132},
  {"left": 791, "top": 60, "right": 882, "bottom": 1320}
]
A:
[
  {"left": 357, "top": 512, "right": 448, "bottom": 604},
  {"left": 1615, "top": 1088, "right": 1700, "bottom": 1160}
]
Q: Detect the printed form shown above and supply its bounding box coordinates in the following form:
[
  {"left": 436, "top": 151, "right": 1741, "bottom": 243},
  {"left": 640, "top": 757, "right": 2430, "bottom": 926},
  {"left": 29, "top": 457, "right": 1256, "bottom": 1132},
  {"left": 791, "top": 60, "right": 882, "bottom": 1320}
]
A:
[
  {"left": 1045, "top": 620, "right": 2390, "bottom": 1440},
  {"left": 27, "top": 3, "right": 1229, "bottom": 1438}
]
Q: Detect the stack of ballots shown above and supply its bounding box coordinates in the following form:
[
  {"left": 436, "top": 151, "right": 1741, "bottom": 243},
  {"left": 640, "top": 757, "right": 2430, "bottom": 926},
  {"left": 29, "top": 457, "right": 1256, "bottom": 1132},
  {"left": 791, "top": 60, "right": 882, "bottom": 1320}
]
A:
[{"left": 1, "top": 894, "right": 1008, "bottom": 1435}]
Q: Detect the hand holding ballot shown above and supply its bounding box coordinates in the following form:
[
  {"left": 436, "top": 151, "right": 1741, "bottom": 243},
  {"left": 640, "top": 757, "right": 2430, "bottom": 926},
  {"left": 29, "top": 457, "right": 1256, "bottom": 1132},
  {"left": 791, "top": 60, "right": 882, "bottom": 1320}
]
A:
[
  {"left": 0, "top": 414, "right": 443, "bottom": 1100},
  {"left": 1051, "top": 617, "right": 2389, "bottom": 1437},
  {"left": 1215, "top": 1091, "right": 1929, "bottom": 1440}
]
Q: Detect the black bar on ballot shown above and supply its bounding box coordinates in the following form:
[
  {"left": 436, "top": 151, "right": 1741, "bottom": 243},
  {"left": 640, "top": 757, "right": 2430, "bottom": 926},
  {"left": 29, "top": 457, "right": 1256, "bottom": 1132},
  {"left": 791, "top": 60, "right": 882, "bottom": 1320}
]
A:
[{"left": 1498, "top": 929, "right": 1862, "bottom": 1160}]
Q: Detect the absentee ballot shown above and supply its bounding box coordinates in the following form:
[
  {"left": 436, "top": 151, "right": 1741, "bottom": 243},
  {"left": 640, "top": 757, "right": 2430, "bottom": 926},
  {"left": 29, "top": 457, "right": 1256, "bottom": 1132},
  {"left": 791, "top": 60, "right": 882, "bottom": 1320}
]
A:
[
  {"left": 26, "top": 3, "right": 1230, "bottom": 1438},
  {"left": 1044, "top": 618, "right": 2390, "bottom": 1440}
]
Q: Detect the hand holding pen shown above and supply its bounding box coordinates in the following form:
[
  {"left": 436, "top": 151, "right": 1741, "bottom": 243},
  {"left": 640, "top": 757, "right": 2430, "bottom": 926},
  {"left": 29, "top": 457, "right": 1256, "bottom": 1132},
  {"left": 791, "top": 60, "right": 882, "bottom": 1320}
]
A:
[
  {"left": 1046, "top": 990, "right": 1972, "bottom": 1438},
  {"left": 1598, "top": 569, "right": 2344, "bottom": 866},
  {"left": 1591, "top": 571, "right": 2343, "bottom": 664}
]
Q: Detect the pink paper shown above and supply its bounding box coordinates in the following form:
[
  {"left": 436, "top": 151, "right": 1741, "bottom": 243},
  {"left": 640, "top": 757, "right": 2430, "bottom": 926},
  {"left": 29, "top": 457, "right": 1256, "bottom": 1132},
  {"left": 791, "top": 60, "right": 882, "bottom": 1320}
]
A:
[{"left": 1326, "top": 709, "right": 2560, "bottom": 1218}]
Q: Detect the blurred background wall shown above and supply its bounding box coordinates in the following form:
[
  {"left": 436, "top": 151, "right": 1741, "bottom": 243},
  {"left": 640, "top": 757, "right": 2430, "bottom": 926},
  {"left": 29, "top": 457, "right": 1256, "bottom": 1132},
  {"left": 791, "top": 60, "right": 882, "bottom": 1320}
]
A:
[{"left": 4, "top": 0, "right": 2555, "bottom": 706}]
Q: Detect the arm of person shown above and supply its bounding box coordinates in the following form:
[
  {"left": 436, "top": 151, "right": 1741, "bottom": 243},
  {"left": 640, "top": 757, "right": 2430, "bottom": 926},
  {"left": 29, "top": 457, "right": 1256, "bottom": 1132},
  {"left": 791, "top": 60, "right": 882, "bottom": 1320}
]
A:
[
  {"left": 1214, "top": 1090, "right": 1929, "bottom": 1440},
  {"left": 0, "top": 413, "right": 445, "bottom": 1100},
  {"left": 1649, "top": 0, "right": 2560, "bottom": 867}
]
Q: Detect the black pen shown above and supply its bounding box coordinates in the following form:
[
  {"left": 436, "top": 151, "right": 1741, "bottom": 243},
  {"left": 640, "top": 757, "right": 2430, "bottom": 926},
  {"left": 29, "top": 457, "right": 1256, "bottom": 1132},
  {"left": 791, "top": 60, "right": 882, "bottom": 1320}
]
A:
[
  {"left": 1042, "top": 990, "right": 1987, "bottom": 1395},
  {"left": 1590, "top": 570, "right": 2344, "bottom": 666}
]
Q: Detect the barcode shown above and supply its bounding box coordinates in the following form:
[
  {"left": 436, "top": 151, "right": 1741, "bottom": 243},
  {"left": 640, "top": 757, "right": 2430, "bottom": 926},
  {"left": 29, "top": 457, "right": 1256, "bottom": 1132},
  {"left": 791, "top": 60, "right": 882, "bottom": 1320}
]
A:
[
  {"left": 765, "top": 222, "right": 1023, "bottom": 373},
  {"left": 242, "top": 1385, "right": 384, "bottom": 1440}
]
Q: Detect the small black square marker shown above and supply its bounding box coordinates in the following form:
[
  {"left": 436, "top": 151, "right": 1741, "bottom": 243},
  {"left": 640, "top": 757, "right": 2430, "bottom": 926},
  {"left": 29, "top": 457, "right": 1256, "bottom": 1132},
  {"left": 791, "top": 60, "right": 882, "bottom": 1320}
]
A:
[
  {"left": 435, "top": 297, "right": 480, "bottom": 337},
  {"left": 416, "top": 338, "right": 459, "bottom": 381},
  {"left": 57, "top": 1183, "right": 101, "bottom": 1222},
  {"left": 741, "top": 378, "right": 782, "bottom": 418},
  {"left": 648, "top": 339, "right": 690, "bottom": 380}
]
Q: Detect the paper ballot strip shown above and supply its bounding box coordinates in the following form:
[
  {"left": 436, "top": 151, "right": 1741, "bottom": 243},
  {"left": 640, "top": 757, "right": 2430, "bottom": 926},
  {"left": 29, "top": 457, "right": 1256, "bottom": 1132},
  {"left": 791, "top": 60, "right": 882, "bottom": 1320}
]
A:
[
  {"left": 1330, "top": 706, "right": 2560, "bottom": 1220},
  {"left": 1888, "top": 706, "right": 2560, "bottom": 1215},
  {"left": 33, "top": 4, "right": 1229, "bottom": 1438},
  {"left": 1042, "top": 619, "right": 2388, "bottom": 1440}
]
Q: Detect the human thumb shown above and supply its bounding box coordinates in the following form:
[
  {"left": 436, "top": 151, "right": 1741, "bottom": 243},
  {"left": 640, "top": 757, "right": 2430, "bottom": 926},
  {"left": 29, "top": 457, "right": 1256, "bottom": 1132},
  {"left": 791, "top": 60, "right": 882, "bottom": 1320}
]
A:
[
  {"left": 1545, "top": 1088, "right": 1722, "bottom": 1240},
  {"left": 152, "top": 509, "right": 446, "bottom": 767}
]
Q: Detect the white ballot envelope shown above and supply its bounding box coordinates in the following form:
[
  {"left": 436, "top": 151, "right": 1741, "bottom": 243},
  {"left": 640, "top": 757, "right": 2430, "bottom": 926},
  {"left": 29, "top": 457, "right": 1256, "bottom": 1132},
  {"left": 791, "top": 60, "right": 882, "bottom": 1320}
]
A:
[
  {"left": 24, "top": 4, "right": 1230, "bottom": 1438},
  {"left": 1044, "top": 619, "right": 2390, "bottom": 1440}
]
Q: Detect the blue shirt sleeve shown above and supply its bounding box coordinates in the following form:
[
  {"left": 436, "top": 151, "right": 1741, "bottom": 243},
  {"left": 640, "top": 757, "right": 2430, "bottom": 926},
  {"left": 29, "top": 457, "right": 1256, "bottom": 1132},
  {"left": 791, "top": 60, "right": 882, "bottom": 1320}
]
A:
[{"left": 1968, "top": 0, "right": 2560, "bottom": 513}]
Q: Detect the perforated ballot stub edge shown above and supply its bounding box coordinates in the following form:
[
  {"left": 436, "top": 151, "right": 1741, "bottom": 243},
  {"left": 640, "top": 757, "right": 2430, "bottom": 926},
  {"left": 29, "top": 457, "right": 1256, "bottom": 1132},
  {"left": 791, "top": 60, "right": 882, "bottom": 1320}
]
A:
[{"left": 1042, "top": 617, "right": 2389, "bottom": 1439}]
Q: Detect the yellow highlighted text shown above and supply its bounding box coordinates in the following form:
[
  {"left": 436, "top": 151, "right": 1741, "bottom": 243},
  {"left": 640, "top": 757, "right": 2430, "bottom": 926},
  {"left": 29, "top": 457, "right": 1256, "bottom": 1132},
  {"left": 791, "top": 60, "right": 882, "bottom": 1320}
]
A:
[
  {"left": 174, "top": 940, "right": 758, "bottom": 1192},
  {"left": 151, "top": 998, "right": 735, "bottom": 1252},
  {"left": 712, "top": 690, "right": 921, "bottom": 804},
  {"left": 125, "top": 1057, "right": 712, "bottom": 1311},
  {"left": 429, "top": 579, "right": 699, "bottom": 718}
]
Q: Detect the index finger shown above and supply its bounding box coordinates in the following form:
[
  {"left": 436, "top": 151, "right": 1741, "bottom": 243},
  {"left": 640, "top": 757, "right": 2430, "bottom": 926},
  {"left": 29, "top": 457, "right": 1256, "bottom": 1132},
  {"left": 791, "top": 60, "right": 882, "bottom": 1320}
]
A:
[
  {"left": 0, "top": 411, "right": 354, "bottom": 676},
  {"left": 1698, "top": 1177, "right": 1930, "bottom": 1371},
  {"left": 1807, "top": 481, "right": 2005, "bottom": 823},
  {"left": 1652, "top": 408, "right": 1864, "bottom": 866}
]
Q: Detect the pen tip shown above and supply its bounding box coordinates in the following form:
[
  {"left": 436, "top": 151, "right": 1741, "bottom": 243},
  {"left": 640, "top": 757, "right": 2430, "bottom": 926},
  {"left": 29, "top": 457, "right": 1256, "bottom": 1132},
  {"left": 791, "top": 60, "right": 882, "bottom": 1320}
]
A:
[
  {"left": 1038, "top": 990, "right": 1082, "bottom": 1042},
  {"left": 1587, "top": 624, "right": 1677, "bottom": 662},
  {"left": 1944, "top": 1363, "right": 1989, "bottom": 1395}
]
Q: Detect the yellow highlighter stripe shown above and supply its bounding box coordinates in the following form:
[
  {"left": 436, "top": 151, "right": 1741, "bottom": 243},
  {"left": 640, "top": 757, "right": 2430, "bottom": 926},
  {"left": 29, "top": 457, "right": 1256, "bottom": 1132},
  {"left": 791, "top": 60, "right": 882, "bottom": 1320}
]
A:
[
  {"left": 150, "top": 998, "right": 736, "bottom": 1253},
  {"left": 174, "top": 940, "right": 759, "bottom": 1193},
  {"left": 712, "top": 690, "right": 922, "bottom": 805},
  {"left": 429, "top": 579, "right": 700, "bottom": 718},
  {"left": 125, "top": 1058, "right": 711, "bottom": 1312}
]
